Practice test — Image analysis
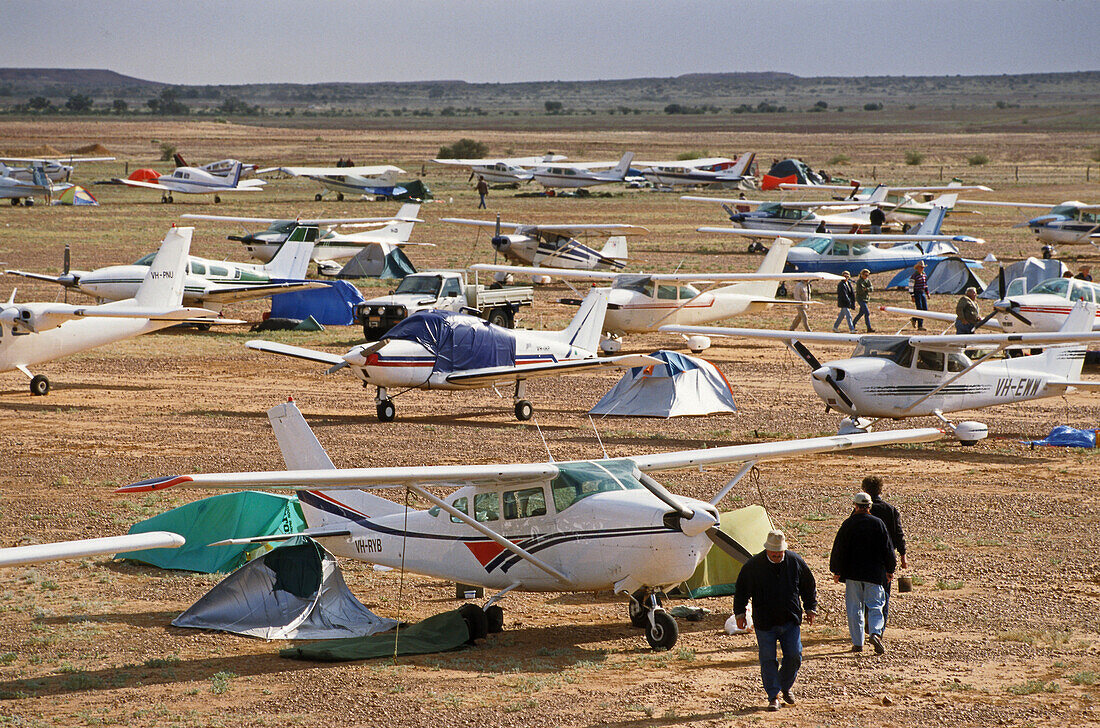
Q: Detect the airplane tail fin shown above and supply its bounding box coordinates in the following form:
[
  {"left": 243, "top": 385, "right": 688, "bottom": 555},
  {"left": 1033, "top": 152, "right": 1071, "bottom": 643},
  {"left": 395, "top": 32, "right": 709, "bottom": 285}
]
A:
[
  {"left": 1044, "top": 300, "right": 1095, "bottom": 379},
  {"left": 599, "top": 236, "right": 628, "bottom": 260},
  {"left": 387, "top": 203, "right": 421, "bottom": 242},
  {"left": 227, "top": 161, "right": 243, "bottom": 188},
  {"left": 133, "top": 227, "right": 192, "bottom": 308},
  {"left": 866, "top": 185, "right": 890, "bottom": 205},
  {"left": 173, "top": 153, "right": 187, "bottom": 169},
  {"left": 728, "top": 152, "right": 756, "bottom": 178},
  {"left": 31, "top": 165, "right": 49, "bottom": 189},
  {"left": 264, "top": 226, "right": 318, "bottom": 279},
  {"left": 555, "top": 287, "right": 609, "bottom": 352},
  {"left": 913, "top": 202, "right": 951, "bottom": 236},
  {"left": 267, "top": 399, "right": 406, "bottom": 525},
  {"left": 713, "top": 238, "right": 793, "bottom": 298},
  {"left": 611, "top": 152, "right": 635, "bottom": 179}
]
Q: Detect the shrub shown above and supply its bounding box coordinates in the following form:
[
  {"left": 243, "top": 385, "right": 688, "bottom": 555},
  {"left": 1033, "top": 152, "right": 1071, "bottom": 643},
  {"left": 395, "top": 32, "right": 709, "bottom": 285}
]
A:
[
  {"left": 827, "top": 154, "right": 850, "bottom": 165},
  {"left": 863, "top": 102, "right": 883, "bottom": 111},
  {"left": 158, "top": 143, "right": 177, "bottom": 161},
  {"left": 437, "top": 138, "right": 488, "bottom": 159},
  {"left": 968, "top": 153, "right": 990, "bottom": 166},
  {"left": 904, "top": 150, "right": 925, "bottom": 166}
]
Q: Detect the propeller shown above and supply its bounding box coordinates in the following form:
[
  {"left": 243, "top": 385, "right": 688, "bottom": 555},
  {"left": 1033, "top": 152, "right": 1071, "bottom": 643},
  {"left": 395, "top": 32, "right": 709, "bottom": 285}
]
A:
[
  {"left": 978, "top": 266, "right": 1032, "bottom": 328},
  {"left": 705, "top": 527, "right": 753, "bottom": 565},
  {"left": 790, "top": 340, "right": 822, "bottom": 370},
  {"left": 332, "top": 339, "right": 388, "bottom": 372},
  {"left": 792, "top": 336, "right": 854, "bottom": 408},
  {"left": 637, "top": 472, "right": 752, "bottom": 564}
]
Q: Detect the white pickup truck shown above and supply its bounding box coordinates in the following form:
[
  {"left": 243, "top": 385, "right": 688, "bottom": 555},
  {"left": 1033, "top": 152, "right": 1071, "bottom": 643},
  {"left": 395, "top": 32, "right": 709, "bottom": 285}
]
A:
[{"left": 354, "top": 270, "right": 534, "bottom": 340}]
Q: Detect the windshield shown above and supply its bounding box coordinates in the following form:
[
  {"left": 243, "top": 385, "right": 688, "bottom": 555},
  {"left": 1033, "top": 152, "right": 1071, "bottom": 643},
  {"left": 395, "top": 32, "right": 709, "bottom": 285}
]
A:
[
  {"left": 1029, "top": 278, "right": 1070, "bottom": 297},
  {"left": 852, "top": 337, "right": 913, "bottom": 366},
  {"left": 793, "top": 237, "right": 832, "bottom": 254},
  {"left": 551, "top": 460, "right": 644, "bottom": 513},
  {"left": 395, "top": 275, "right": 443, "bottom": 296}
]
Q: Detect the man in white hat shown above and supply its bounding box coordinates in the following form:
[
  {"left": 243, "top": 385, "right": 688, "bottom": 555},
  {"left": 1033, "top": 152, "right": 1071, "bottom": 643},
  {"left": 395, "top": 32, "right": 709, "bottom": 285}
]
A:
[
  {"left": 830, "top": 492, "right": 897, "bottom": 654},
  {"left": 733, "top": 529, "right": 817, "bottom": 711}
]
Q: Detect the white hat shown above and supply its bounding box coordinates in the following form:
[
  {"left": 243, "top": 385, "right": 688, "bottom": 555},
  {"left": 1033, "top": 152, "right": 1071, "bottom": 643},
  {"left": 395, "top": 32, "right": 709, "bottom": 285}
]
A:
[
  {"left": 853, "top": 492, "right": 873, "bottom": 506},
  {"left": 763, "top": 530, "right": 788, "bottom": 552}
]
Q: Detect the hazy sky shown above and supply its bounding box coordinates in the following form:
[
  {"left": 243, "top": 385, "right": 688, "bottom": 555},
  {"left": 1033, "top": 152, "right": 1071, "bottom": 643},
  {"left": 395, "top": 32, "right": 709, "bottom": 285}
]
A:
[{"left": 3, "top": 1, "right": 1097, "bottom": 84}]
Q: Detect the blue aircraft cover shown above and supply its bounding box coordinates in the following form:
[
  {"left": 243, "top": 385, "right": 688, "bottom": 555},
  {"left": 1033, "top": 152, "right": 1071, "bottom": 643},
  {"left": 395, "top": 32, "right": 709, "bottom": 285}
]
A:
[
  {"left": 1026, "top": 426, "right": 1097, "bottom": 448},
  {"left": 268, "top": 280, "right": 365, "bottom": 325},
  {"left": 386, "top": 310, "right": 515, "bottom": 374}
]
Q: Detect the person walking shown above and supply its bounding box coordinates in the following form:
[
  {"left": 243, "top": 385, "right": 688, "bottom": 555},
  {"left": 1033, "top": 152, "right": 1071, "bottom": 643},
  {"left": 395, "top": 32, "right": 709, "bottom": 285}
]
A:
[
  {"left": 830, "top": 492, "right": 896, "bottom": 654},
  {"left": 852, "top": 269, "right": 874, "bottom": 332},
  {"left": 954, "top": 286, "right": 981, "bottom": 334},
  {"left": 834, "top": 271, "right": 856, "bottom": 332},
  {"left": 869, "top": 206, "right": 886, "bottom": 234},
  {"left": 1075, "top": 265, "right": 1093, "bottom": 282},
  {"left": 910, "top": 261, "right": 929, "bottom": 330},
  {"left": 733, "top": 530, "right": 817, "bottom": 712},
  {"left": 475, "top": 175, "right": 489, "bottom": 209},
  {"left": 789, "top": 279, "right": 812, "bottom": 331},
  {"left": 861, "top": 475, "right": 907, "bottom": 628}
]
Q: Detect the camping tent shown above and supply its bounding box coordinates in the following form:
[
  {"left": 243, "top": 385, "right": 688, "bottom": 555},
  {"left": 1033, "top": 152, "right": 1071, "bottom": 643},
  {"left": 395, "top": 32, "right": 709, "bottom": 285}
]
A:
[
  {"left": 336, "top": 242, "right": 415, "bottom": 279},
  {"left": 268, "top": 280, "right": 365, "bottom": 325},
  {"left": 589, "top": 350, "right": 736, "bottom": 418},
  {"left": 886, "top": 258, "right": 986, "bottom": 294},
  {"left": 53, "top": 185, "right": 98, "bottom": 206},
  {"left": 127, "top": 168, "right": 161, "bottom": 183},
  {"left": 761, "top": 159, "right": 824, "bottom": 190},
  {"left": 173, "top": 540, "right": 398, "bottom": 640},
  {"left": 980, "top": 257, "right": 1068, "bottom": 299},
  {"left": 121, "top": 491, "right": 306, "bottom": 573},
  {"left": 674, "top": 505, "right": 773, "bottom": 598},
  {"left": 393, "top": 179, "right": 432, "bottom": 201}
]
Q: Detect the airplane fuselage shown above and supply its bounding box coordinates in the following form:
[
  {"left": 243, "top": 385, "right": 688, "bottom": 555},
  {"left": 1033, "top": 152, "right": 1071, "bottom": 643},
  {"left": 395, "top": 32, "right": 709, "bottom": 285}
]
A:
[
  {"left": 604, "top": 287, "right": 764, "bottom": 334},
  {"left": 70, "top": 259, "right": 274, "bottom": 306},
  {"left": 784, "top": 239, "right": 958, "bottom": 275},
  {"left": 495, "top": 234, "right": 624, "bottom": 271}
]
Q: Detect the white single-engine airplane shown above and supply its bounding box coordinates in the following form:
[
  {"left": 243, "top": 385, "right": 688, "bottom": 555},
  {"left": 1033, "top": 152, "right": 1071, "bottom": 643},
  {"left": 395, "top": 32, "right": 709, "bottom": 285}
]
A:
[
  {"left": 246, "top": 289, "right": 654, "bottom": 422},
  {"left": 779, "top": 182, "right": 991, "bottom": 223},
  {"left": 0, "top": 155, "right": 114, "bottom": 184},
  {"left": 259, "top": 164, "right": 407, "bottom": 201},
  {"left": 472, "top": 239, "right": 840, "bottom": 353},
  {"left": 640, "top": 153, "right": 756, "bottom": 188},
  {"left": 7, "top": 226, "right": 326, "bottom": 312},
  {"left": 432, "top": 153, "right": 567, "bottom": 184},
  {"left": 117, "top": 398, "right": 943, "bottom": 649},
  {"left": 117, "top": 161, "right": 265, "bottom": 203},
  {"left": 443, "top": 216, "right": 644, "bottom": 271},
  {"left": 662, "top": 301, "right": 1100, "bottom": 443},
  {"left": 958, "top": 199, "right": 1100, "bottom": 249},
  {"left": 530, "top": 153, "right": 635, "bottom": 189},
  {"left": 0, "top": 164, "right": 70, "bottom": 206},
  {"left": 0, "top": 227, "right": 235, "bottom": 395}
]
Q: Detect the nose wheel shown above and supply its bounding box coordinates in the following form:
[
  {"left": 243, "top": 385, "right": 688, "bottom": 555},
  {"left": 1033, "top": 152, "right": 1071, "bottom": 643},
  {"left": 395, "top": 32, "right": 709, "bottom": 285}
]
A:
[
  {"left": 513, "top": 381, "right": 533, "bottom": 420},
  {"left": 375, "top": 388, "right": 395, "bottom": 421},
  {"left": 627, "top": 589, "right": 678, "bottom": 650}
]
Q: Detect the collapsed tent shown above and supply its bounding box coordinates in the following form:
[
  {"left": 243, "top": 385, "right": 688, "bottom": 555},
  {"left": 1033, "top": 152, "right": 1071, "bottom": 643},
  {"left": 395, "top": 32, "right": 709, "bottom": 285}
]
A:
[
  {"left": 268, "top": 280, "right": 365, "bottom": 325},
  {"left": 1026, "top": 426, "right": 1097, "bottom": 448},
  {"left": 589, "top": 350, "right": 736, "bottom": 418},
  {"left": 121, "top": 491, "right": 306, "bottom": 573},
  {"left": 980, "top": 257, "right": 1068, "bottom": 299},
  {"left": 392, "top": 179, "right": 432, "bottom": 201},
  {"left": 52, "top": 185, "right": 98, "bottom": 206},
  {"left": 173, "top": 540, "right": 398, "bottom": 640},
  {"left": 282, "top": 607, "right": 484, "bottom": 661},
  {"left": 886, "top": 257, "right": 986, "bottom": 294},
  {"left": 761, "top": 159, "right": 824, "bottom": 190},
  {"left": 673, "top": 505, "right": 773, "bottom": 598},
  {"left": 336, "top": 243, "right": 415, "bottom": 279},
  {"left": 386, "top": 310, "right": 515, "bottom": 373}
]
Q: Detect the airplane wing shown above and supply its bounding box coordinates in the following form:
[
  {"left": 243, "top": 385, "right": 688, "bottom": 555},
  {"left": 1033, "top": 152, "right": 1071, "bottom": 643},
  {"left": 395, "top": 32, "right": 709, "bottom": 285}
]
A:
[
  {"left": 878, "top": 305, "right": 1005, "bottom": 329},
  {"left": 660, "top": 325, "right": 870, "bottom": 344},
  {"left": 907, "top": 330, "right": 1100, "bottom": 349},
  {"left": 444, "top": 354, "right": 661, "bottom": 387},
  {"left": 200, "top": 281, "right": 330, "bottom": 304},
  {"left": 469, "top": 263, "right": 842, "bottom": 283},
  {"left": 118, "top": 178, "right": 171, "bottom": 191},
  {"left": 630, "top": 428, "right": 944, "bottom": 473},
  {"left": 246, "top": 340, "right": 347, "bottom": 367},
  {"left": 0, "top": 156, "right": 115, "bottom": 164},
  {"left": 956, "top": 199, "right": 1058, "bottom": 209},
  {"left": 681, "top": 196, "right": 773, "bottom": 206},
  {"left": 697, "top": 227, "right": 984, "bottom": 244},
  {"left": 267, "top": 165, "right": 405, "bottom": 177},
  {"left": 181, "top": 214, "right": 420, "bottom": 224},
  {"left": 1048, "top": 380, "right": 1100, "bottom": 391},
  {"left": 0, "top": 531, "right": 184, "bottom": 567},
  {"left": 533, "top": 224, "right": 648, "bottom": 236},
  {"left": 443, "top": 217, "right": 530, "bottom": 232},
  {"left": 235, "top": 179, "right": 267, "bottom": 189}
]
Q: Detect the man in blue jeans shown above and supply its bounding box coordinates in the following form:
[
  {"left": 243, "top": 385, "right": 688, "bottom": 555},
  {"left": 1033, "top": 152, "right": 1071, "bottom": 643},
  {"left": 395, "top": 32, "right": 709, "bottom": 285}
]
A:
[
  {"left": 830, "top": 492, "right": 896, "bottom": 655},
  {"left": 734, "top": 530, "right": 817, "bottom": 711}
]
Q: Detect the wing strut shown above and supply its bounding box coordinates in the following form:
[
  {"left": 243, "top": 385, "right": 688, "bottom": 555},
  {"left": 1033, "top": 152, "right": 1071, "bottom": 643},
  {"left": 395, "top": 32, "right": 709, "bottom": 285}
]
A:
[{"left": 709, "top": 460, "right": 757, "bottom": 506}]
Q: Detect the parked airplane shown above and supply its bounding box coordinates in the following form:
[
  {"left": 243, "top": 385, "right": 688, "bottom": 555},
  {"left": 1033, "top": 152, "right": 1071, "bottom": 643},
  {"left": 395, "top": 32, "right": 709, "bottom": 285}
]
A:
[
  {"left": 117, "top": 161, "right": 265, "bottom": 203},
  {"left": 779, "top": 182, "right": 992, "bottom": 223},
  {"left": 0, "top": 155, "right": 114, "bottom": 184},
  {"left": 0, "top": 227, "right": 234, "bottom": 395},
  {"left": 958, "top": 199, "right": 1100, "bottom": 248},
  {"left": 443, "top": 217, "right": 643, "bottom": 271},
  {"left": 662, "top": 301, "right": 1100, "bottom": 442},
  {"left": 182, "top": 204, "right": 425, "bottom": 265},
  {"left": 7, "top": 226, "right": 326, "bottom": 312},
  {"left": 172, "top": 153, "right": 258, "bottom": 178},
  {"left": 246, "top": 288, "right": 654, "bottom": 421},
  {"left": 684, "top": 185, "right": 894, "bottom": 233},
  {"left": 698, "top": 195, "right": 984, "bottom": 275},
  {"left": 640, "top": 153, "right": 756, "bottom": 188},
  {"left": 432, "top": 154, "right": 567, "bottom": 184},
  {"left": 472, "top": 239, "right": 841, "bottom": 352},
  {"left": 259, "top": 164, "right": 407, "bottom": 201},
  {"left": 118, "top": 397, "right": 943, "bottom": 649},
  {"left": 0, "top": 164, "right": 70, "bottom": 206},
  {"left": 530, "top": 153, "right": 635, "bottom": 189}
]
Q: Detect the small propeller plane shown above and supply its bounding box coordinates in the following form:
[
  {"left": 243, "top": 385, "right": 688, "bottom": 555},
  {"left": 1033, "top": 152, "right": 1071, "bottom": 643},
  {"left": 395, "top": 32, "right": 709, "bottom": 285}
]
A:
[
  {"left": 683, "top": 185, "right": 896, "bottom": 234},
  {"left": 0, "top": 227, "right": 237, "bottom": 395},
  {"left": 530, "top": 153, "right": 635, "bottom": 189},
  {"left": 7, "top": 225, "right": 327, "bottom": 313},
  {"left": 117, "top": 161, "right": 265, "bottom": 203},
  {"left": 431, "top": 153, "right": 567, "bottom": 184},
  {"left": 0, "top": 164, "right": 70, "bottom": 206},
  {"left": 471, "top": 239, "right": 840, "bottom": 353},
  {"left": 697, "top": 194, "right": 984, "bottom": 275},
  {"left": 246, "top": 288, "right": 655, "bottom": 422},
  {"left": 172, "top": 152, "right": 258, "bottom": 178},
  {"left": 959, "top": 199, "right": 1100, "bottom": 249},
  {"left": 443, "top": 216, "right": 644, "bottom": 271},
  {"left": 662, "top": 301, "right": 1100, "bottom": 443},
  {"left": 116, "top": 397, "right": 943, "bottom": 649},
  {"left": 779, "top": 182, "right": 992, "bottom": 223},
  {"left": 259, "top": 164, "right": 407, "bottom": 201},
  {"left": 639, "top": 153, "right": 756, "bottom": 188}
]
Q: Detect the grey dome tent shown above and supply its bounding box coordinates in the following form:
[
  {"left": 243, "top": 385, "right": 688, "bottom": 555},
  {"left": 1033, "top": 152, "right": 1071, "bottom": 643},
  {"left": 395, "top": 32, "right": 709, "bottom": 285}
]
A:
[
  {"left": 589, "top": 350, "right": 736, "bottom": 418},
  {"left": 336, "top": 242, "right": 415, "bottom": 279},
  {"left": 980, "top": 257, "right": 1068, "bottom": 299},
  {"left": 173, "top": 540, "right": 398, "bottom": 640},
  {"left": 886, "top": 257, "right": 986, "bottom": 295}
]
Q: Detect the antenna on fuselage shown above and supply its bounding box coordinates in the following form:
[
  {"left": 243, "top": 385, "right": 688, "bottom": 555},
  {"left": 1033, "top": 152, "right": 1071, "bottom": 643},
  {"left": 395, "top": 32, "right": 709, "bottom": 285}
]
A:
[{"left": 588, "top": 414, "right": 609, "bottom": 459}]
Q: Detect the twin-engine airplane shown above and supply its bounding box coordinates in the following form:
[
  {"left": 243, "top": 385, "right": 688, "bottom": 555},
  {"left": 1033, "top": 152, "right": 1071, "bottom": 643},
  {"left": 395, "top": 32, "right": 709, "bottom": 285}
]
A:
[
  {"left": 117, "top": 398, "right": 944, "bottom": 649},
  {"left": 530, "top": 153, "right": 635, "bottom": 189},
  {"left": 118, "top": 161, "right": 265, "bottom": 203},
  {"left": 259, "top": 164, "right": 407, "bottom": 201},
  {"left": 662, "top": 301, "right": 1100, "bottom": 443},
  {"left": 246, "top": 288, "right": 655, "bottom": 422},
  {"left": 7, "top": 225, "right": 326, "bottom": 312},
  {"left": 443, "top": 216, "right": 643, "bottom": 271},
  {"left": 0, "top": 227, "right": 236, "bottom": 395},
  {"left": 471, "top": 239, "right": 841, "bottom": 353},
  {"left": 431, "top": 154, "right": 567, "bottom": 184}
]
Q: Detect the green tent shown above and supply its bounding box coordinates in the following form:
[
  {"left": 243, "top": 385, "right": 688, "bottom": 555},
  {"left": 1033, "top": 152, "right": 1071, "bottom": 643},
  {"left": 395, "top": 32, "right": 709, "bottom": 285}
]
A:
[
  {"left": 120, "top": 492, "right": 306, "bottom": 573},
  {"left": 674, "top": 504, "right": 773, "bottom": 598},
  {"left": 392, "top": 179, "right": 432, "bottom": 201},
  {"left": 281, "top": 608, "right": 470, "bottom": 661}
]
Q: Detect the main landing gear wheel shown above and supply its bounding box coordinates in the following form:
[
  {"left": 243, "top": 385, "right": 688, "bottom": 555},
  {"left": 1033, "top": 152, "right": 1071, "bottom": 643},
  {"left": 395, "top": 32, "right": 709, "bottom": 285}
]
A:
[
  {"left": 337, "top": 193, "right": 345, "bottom": 202},
  {"left": 29, "top": 375, "right": 49, "bottom": 396},
  {"left": 514, "top": 399, "right": 533, "bottom": 421},
  {"left": 376, "top": 400, "right": 396, "bottom": 422},
  {"left": 314, "top": 193, "right": 323, "bottom": 201},
  {"left": 645, "top": 609, "right": 678, "bottom": 651},
  {"left": 213, "top": 194, "right": 221, "bottom": 204},
  {"left": 160, "top": 194, "right": 169, "bottom": 203}
]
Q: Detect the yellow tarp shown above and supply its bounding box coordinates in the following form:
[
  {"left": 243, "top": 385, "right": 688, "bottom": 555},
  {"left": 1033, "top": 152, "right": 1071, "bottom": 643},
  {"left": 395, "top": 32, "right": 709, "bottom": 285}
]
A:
[{"left": 675, "top": 504, "right": 773, "bottom": 598}]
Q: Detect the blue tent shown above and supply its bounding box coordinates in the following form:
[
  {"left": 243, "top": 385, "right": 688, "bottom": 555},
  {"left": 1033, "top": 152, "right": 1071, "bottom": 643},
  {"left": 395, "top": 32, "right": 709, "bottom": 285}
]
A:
[
  {"left": 387, "top": 310, "right": 515, "bottom": 373},
  {"left": 589, "top": 350, "right": 737, "bottom": 417},
  {"left": 268, "top": 280, "right": 365, "bottom": 325}
]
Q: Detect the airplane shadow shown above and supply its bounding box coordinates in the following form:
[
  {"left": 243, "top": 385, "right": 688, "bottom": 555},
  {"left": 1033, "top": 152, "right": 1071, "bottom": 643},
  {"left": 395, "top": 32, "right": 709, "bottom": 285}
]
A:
[{"left": 578, "top": 711, "right": 733, "bottom": 727}]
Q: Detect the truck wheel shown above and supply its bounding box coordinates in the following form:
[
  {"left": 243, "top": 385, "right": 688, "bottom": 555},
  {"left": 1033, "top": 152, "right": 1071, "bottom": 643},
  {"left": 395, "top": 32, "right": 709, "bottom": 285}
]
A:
[{"left": 487, "top": 307, "right": 512, "bottom": 328}]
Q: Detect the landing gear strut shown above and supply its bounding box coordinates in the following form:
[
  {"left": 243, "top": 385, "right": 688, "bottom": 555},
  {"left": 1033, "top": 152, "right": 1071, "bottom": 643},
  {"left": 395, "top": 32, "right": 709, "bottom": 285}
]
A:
[
  {"left": 627, "top": 589, "right": 678, "bottom": 650},
  {"left": 375, "top": 387, "right": 395, "bottom": 422},
  {"left": 513, "top": 380, "right": 532, "bottom": 420}
]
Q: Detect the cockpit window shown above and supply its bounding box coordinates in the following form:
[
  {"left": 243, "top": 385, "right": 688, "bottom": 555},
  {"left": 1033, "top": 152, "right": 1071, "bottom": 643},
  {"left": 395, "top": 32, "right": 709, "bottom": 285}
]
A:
[
  {"left": 1030, "top": 278, "right": 1069, "bottom": 297},
  {"left": 449, "top": 497, "right": 468, "bottom": 524},
  {"left": 915, "top": 349, "right": 945, "bottom": 371},
  {"left": 946, "top": 352, "right": 970, "bottom": 372},
  {"left": 657, "top": 284, "right": 678, "bottom": 300},
  {"left": 551, "top": 460, "right": 644, "bottom": 513},
  {"left": 503, "top": 487, "right": 547, "bottom": 519},
  {"left": 793, "top": 237, "right": 832, "bottom": 254},
  {"left": 134, "top": 252, "right": 156, "bottom": 266},
  {"left": 852, "top": 337, "right": 913, "bottom": 366},
  {"left": 616, "top": 275, "right": 655, "bottom": 297},
  {"left": 1069, "top": 282, "right": 1094, "bottom": 303},
  {"left": 474, "top": 492, "right": 499, "bottom": 522}
]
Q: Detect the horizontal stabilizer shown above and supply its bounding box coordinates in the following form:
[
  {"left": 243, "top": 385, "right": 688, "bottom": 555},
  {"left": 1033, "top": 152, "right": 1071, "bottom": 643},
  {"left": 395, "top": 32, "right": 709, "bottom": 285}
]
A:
[{"left": 246, "top": 340, "right": 346, "bottom": 367}]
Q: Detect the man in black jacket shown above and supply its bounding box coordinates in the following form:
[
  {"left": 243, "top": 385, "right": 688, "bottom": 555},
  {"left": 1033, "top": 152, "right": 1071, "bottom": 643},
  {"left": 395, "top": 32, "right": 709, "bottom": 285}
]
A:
[
  {"left": 862, "top": 475, "right": 907, "bottom": 627},
  {"left": 734, "top": 530, "right": 817, "bottom": 711},
  {"left": 830, "top": 492, "right": 896, "bottom": 654}
]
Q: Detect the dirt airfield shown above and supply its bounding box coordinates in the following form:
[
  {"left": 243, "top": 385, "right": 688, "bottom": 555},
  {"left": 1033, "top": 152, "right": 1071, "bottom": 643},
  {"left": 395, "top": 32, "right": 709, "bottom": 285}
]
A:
[{"left": 0, "top": 121, "right": 1098, "bottom": 727}]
